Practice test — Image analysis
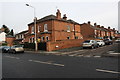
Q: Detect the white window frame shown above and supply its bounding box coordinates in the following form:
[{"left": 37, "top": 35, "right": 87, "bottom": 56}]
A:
[
  {"left": 41, "top": 36, "right": 44, "bottom": 41},
  {"left": 29, "top": 38, "right": 31, "bottom": 43},
  {"left": 38, "top": 26, "right": 41, "bottom": 33},
  {"left": 94, "top": 30, "right": 97, "bottom": 35},
  {"left": 32, "top": 37, "right": 34, "bottom": 43},
  {"left": 67, "top": 25, "right": 70, "bottom": 32},
  {"left": 31, "top": 26, "right": 34, "bottom": 34},
  {"left": 44, "top": 24, "right": 48, "bottom": 32}
]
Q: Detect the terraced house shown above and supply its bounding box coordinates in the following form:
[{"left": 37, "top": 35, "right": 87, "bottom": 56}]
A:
[
  {"left": 24, "top": 9, "right": 84, "bottom": 51},
  {"left": 80, "top": 22, "right": 117, "bottom": 40}
]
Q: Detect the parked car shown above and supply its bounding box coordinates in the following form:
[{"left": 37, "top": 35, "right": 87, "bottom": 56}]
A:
[
  {"left": 8, "top": 45, "right": 24, "bottom": 54},
  {"left": 82, "top": 40, "right": 99, "bottom": 49},
  {"left": 96, "top": 40, "right": 105, "bottom": 47},
  {"left": 0, "top": 46, "right": 10, "bottom": 53},
  {"left": 103, "top": 39, "right": 113, "bottom": 45}
]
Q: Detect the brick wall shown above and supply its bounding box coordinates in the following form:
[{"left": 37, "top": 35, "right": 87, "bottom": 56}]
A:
[
  {"left": 46, "top": 39, "right": 84, "bottom": 51},
  {"left": 6, "top": 37, "right": 15, "bottom": 46},
  {"left": 80, "top": 23, "right": 94, "bottom": 38}
]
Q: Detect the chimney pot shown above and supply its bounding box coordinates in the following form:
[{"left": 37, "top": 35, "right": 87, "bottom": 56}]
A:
[
  {"left": 63, "top": 14, "right": 67, "bottom": 20},
  {"left": 94, "top": 23, "right": 97, "bottom": 26},
  {"left": 101, "top": 26, "right": 104, "bottom": 28},
  {"left": 88, "top": 21, "right": 91, "bottom": 24}
]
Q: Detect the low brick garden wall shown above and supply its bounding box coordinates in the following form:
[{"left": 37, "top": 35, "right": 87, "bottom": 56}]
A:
[{"left": 46, "top": 39, "right": 85, "bottom": 51}]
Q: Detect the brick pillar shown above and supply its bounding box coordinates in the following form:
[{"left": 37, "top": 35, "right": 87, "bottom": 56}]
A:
[{"left": 46, "top": 42, "right": 52, "bottom": 51}]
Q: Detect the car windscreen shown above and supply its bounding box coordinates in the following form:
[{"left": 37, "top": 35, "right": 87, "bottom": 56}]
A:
[
  {"left": 97, "top": 41, "right": 100, "bottom": 42},
  {"left": 83, "top": 40, "right": 90, "bottom": 43}
]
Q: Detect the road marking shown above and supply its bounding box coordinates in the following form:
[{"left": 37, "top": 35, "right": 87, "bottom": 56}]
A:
[
  {"left": 108, "top": 51, "right": 115, "bottom": 53},
  {"left": 94, "top": 56, "right": 101, "bottom": 58},
  {"left": 96, "top": 69, "right": 120, "bottom": 74},
  {"left": 61, "top": 50, "right": 88, "bottom": 55},
  {"left": 5, "top": 56, "right": 20, "bottom": 59},
  {"left": 28, "top": 59, "right": 64, "bottom": 67},
  {"left": 109, "top": 53, "right": 120, "bottom": 54}
]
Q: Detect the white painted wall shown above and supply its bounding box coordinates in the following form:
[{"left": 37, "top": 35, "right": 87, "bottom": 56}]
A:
[{"left": 0, "top": 32, "right": 6, "bottom": 42}]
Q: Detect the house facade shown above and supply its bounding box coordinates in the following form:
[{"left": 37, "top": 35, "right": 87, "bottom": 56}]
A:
[
  {"left": 80, "top": 22, "right": 117, "bottom": 40},
  {"left": 24, "top": 9, "right": 84, "bottom": 51},
  {"left": 0, "top": 31, "right": 6, "bottom": 43},
  {"left": 15, "top": 30, "right": 28, "bottom": 44}
]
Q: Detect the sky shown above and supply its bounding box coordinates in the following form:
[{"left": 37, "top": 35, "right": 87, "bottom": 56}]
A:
[{"left": 0, "top": 0, "right": 119, "bottom": 34}]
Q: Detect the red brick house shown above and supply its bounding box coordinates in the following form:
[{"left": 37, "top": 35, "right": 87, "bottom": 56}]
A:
[
  {"left": 80, "top": 22, "right": 116, "bottom": 40},
  {"left": 24, "top": 9, "right": 83, "bottom": 51}
]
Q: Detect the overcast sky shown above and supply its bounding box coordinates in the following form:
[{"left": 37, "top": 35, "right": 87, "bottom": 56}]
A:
[{"left": 0, "top": 0, "right": 119, "bottom": 34}]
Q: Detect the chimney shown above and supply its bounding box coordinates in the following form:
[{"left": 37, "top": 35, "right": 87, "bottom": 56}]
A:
[
  {"left": 63, "top": 14, "right": 67, "bottom": 20},
  {"left": 113, "top": 28, "right": 115, "bottom": 31},
  {"left": 101, "top": 26, "right": 104, "bottom": 28},
  {"left": 88, "top": 21, "right": 91, "bottom": 25},
  {"left": 56, "top": 9, "right": 61, "bottom": 19},
  {"left": 108, "top": 26, "right": 110, "bottom": 29},
  {"left": 33, "top": 17, "right": 37, "bottom": 22},
  {"left": 94, "top": 23, "right": 97, "bottom": 26},
  {"left": 97, "top": 25, "right": 100, "bottom": 28}
]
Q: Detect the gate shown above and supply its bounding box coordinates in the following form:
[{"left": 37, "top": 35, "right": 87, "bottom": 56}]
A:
[{"left": 38, "top": 42, "right": 46, "bottom": 51}]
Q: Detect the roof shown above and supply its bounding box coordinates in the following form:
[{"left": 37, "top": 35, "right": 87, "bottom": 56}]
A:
[
  {"left": 28, "top": 14, "right": 80, "bottom": 26},
  {"left": 6, "top": 35, "right": 15, "bottom": 38},
  {"left": 16, "top": 30, "right": 28, "bottom": 35},
  {"left": 80, "top": 23, "right": 110, "bottom": 32}
]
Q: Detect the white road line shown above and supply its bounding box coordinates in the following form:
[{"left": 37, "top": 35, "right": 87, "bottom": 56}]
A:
[
  {"left": 5, "top": 56, "right": 20, "bottom": 59},
  {"left": 28, "top": 59, "right": 64, "bottom": 67},
  {"left": 94, "top": 56, "right": 101, "bottom": 58},
  {"left": 109, "top": 53, "right": 120, "bottom": 54},
  {"left": 96, "top": 69, "right": 120, "bottom": 74},
  {"left": 61, "top": 50, "right": 87, "bottom": 55}
]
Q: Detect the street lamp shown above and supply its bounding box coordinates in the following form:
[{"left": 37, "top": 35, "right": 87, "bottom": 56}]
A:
[{"left": 26, "top": 4, "right": 38, "bottom": 51}]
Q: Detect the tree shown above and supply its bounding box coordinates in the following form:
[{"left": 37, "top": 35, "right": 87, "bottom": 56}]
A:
[
  {"left": 2, "top": 25, "right": 10, "bottom": 34},
  {"left": 8, "top": 29, "right": 14, "bottom": 36}
]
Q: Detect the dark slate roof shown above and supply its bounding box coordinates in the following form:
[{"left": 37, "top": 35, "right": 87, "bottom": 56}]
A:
[
  {"left": 80, "top": 23, "right": 110, "bottom": 32},
  {"left": 6, "top": 35, "right": 15, "bottom": 38},
  {"left": 28, "top": 14, "right": 80, "bottom": 26},
  {"left": 16, "top": 30, "right": 28, "bottom": 35}
]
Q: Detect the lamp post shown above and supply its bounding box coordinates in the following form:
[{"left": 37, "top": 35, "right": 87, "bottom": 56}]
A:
[{"left": 26, "top": 4, "right": 38, "bottom": 51}]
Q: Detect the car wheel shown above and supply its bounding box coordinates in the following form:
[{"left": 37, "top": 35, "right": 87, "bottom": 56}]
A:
[
  {"left": 13, "top": 50, "right": 16, "bottom": 54},
  {"left": 91, "top": 46, "right": 94, "bottom": 49}
]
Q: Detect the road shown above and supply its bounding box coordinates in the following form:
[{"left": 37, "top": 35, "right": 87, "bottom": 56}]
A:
[{"left": 2, "top": 43, "right": 120, "bottom": 79}]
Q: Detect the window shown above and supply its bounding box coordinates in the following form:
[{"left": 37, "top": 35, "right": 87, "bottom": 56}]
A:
[
  {"left": 32, "top": 37, "right": 34, "bottom": 43},
  {"left": 41, "top": 37, "right": 45, "bottom": 41},
  {"left": 67, "top": 25, "right": 70, "bottom": 32},
  {"left": 44, "top": 24, "right": 48, "bottom": 32},
  {"left": 21, "top": 35, "right": 22, "bottom": 39},
  {"left": 67, "top": 36, "right": 70, "bottom": 39},
  {"left": 94, "top": 30, "right": 97, "bottom": 35},
  {"left": 29, "top": 38, "right": 31, "bottom": 43},
  {"left": 75, "top": 36, "right": 78, "bottom": 39},
  {"left": 31, "top": 26, "right": 34, "bottom": 34},
  {"left": 38, "top": 26, "right": 41, "bottom": 32},
  {"left": 46, "top": 36, "right": 49, "bottom": 41}
]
